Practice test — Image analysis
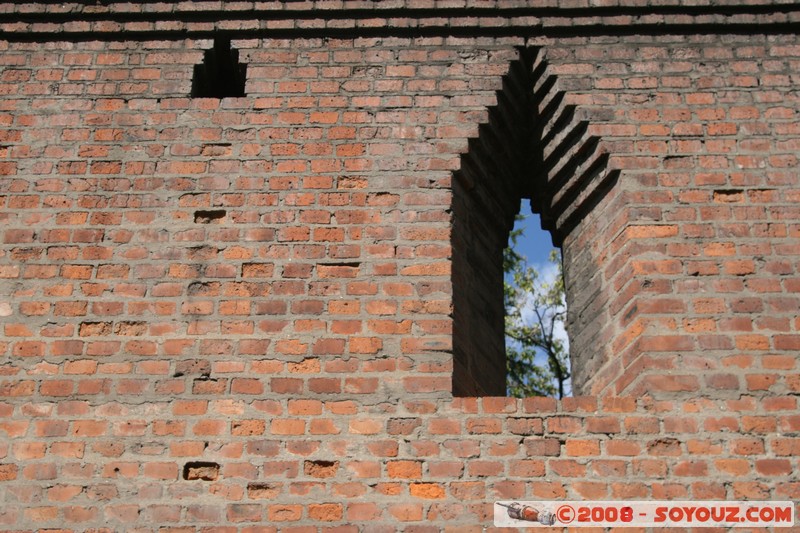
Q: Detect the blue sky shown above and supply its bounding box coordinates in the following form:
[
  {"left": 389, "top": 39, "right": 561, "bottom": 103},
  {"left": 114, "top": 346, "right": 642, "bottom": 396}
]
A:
[{"left": 511, "top": 200, "right": 557, "bottom": 267}]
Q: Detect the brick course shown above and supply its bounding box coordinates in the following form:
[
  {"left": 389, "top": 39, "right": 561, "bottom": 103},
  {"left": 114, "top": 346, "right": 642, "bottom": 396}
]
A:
[{"left": 0, "top": 1, "right": 798, "bottom": 530}]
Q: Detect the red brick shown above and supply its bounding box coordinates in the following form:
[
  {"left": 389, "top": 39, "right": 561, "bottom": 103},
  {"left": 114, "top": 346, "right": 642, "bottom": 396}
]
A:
[
  {"left": 388, "top": 503, "right": 423, "bottom": 522},
  {"left": 347, "top": 502, "right": 381, "bottom": 521},
  {"left": 0, "top": 26, "right": 796, "bottom": 531},
  {"left": 386, "top": 460, "right": 422, "bottom": 479},
  {"left": 308, "top": 503, "right": 342, "bottom": 521},
  {"left": 270, "top": 419, "right": 305, "bottom": 435}
]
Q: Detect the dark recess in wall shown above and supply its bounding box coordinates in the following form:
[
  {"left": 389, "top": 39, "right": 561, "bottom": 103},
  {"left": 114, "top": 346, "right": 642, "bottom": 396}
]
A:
[
  {"left": 191, "top": 37, "right": 247, "bottom": 98},
  {"left": 451, "top": 48, "right": 538, "bottom": 398}
]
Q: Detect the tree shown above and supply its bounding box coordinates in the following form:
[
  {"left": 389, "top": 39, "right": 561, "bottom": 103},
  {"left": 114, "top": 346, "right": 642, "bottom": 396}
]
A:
[{"left": 504, "top": 223, "right": 570, "bottom": 398}]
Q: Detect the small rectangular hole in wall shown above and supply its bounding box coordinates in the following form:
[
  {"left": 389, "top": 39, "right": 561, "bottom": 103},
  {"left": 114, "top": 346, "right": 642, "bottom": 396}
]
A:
[
  {"left": 183, "top": 461, "right": 219, "bottom": 481},
  {"left": 192, "top": 37, "right": 246, "bottom": 98},
  {"left": 194, "top": 210, "right": 226, "bottom": 223}
]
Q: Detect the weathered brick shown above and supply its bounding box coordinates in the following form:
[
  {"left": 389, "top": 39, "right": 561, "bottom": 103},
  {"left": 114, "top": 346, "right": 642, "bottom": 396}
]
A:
[{"left": 0, "top": 9, "right": 797, "bottom": 531}]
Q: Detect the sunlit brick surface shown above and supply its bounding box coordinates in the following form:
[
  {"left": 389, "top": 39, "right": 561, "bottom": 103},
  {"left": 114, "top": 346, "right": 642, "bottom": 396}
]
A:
[{"left": 0, "top": 2, "right": 798, "bottom": 530}]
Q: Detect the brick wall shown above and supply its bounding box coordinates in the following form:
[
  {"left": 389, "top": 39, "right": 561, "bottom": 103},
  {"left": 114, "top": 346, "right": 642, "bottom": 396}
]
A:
[
  {"left": 549, "top": 32, "right": 800, "bottom": 397},
  {"left": 452, "top": 49, "right": 536, "bottom": 397},
  {"left": 0, "top": 2, "right": 798, "bottom": 530}
]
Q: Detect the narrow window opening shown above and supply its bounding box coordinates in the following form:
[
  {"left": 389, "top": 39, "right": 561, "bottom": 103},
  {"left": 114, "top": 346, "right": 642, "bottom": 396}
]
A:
[
  {"left": 504, "top": 206, "right": 571, "bottom": 398},
  {"left": 191, "top": 37, "right": 247, "bottom": 98},
  {"left": 452, "top": 47, "right": 616, "bottom": 398}
]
